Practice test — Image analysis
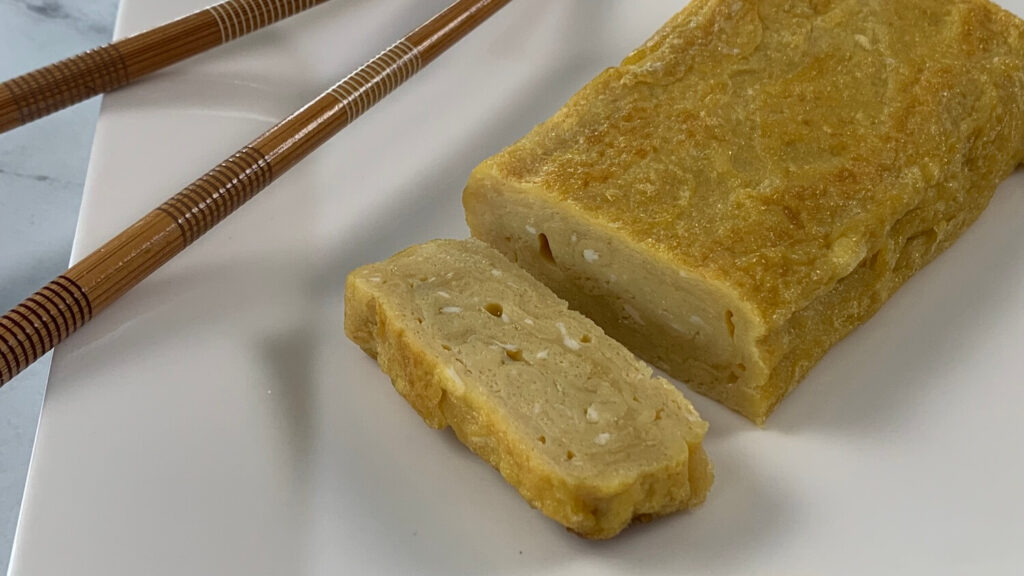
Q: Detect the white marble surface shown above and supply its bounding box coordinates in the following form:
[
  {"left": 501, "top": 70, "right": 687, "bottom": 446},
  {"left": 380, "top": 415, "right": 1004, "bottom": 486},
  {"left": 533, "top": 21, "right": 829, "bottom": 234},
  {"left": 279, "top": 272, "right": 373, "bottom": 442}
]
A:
[{"left": 0, "top": 1, "right": 117, "bottom": 573}]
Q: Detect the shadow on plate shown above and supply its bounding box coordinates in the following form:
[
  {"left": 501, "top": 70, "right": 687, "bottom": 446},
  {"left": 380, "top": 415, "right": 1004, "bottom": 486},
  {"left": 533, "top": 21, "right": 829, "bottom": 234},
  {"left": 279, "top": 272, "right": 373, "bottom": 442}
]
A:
[{"left": 259, "top": 326, "right": 317, "bottom": 480}]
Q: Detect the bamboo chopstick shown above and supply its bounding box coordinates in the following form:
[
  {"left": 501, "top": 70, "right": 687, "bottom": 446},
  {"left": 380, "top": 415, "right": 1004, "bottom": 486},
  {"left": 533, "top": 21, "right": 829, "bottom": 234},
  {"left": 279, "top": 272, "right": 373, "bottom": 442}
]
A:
[
  {"left": 0, "top": 0, "right": 330, "bottom": 135},
  {"left": 0, "top": 0, "right": 512, "bottom": 387}
]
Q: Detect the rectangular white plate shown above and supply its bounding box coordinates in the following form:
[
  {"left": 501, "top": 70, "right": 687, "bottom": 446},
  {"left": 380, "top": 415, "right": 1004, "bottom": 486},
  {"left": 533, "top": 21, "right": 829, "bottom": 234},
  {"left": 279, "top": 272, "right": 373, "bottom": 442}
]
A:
[{"left": 10, "top": 1, "right": 1024, "bottom": 574}]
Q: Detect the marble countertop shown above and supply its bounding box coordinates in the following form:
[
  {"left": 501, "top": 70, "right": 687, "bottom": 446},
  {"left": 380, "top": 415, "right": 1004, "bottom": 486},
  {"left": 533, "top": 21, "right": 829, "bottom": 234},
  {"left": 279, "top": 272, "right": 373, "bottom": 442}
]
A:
[{"left": 0, "top": 1, "right": 118, "bottom": 573}]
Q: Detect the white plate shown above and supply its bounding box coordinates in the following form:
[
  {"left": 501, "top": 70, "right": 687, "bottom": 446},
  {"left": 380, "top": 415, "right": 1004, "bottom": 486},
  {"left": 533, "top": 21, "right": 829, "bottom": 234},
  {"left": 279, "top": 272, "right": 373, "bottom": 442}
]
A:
[{"left": 10, "top": 1, "right": 1024, "bottom": 574}]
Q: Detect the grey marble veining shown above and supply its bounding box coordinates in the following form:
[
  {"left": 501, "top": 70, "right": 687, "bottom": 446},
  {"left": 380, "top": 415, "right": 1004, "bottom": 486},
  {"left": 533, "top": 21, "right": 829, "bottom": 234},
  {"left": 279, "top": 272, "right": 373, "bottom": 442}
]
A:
[
  {"left": 4, "top": 0, "right": 114, "bottom": 36},
  {"left": 0, "top": 1, "right": 118, "bottom": 574}
]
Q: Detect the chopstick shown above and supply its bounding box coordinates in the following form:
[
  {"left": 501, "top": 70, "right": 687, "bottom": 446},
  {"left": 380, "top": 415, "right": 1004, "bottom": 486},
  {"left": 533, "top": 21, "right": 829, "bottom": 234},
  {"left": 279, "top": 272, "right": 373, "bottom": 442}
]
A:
[
  {"left": 0, "top": 0, "right": 512, "bottom": 387},
  {"left": 0, "top": 0, "right": 330, "bottom": 135}
]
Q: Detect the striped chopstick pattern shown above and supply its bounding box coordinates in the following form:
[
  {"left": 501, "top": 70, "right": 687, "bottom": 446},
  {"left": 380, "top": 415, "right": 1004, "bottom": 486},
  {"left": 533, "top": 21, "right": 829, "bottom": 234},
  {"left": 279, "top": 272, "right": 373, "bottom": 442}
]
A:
[
  {"left": 0, "top": 0, "right": 512, "bottom": 386},
  {"left": 156, "top": 147, "right": 273, "bottom": 247},
  {"left": 329, "top": 41, "right": 423, "bottom": 122},
  {"left": 0, "top": 0, "right": 328, "bottom": 134},
  {"left": 0, "top": 277, "right": 91, "bottom": 382},
  {"left": 209, "top": 0, "right": 320, "bottom": 42}
]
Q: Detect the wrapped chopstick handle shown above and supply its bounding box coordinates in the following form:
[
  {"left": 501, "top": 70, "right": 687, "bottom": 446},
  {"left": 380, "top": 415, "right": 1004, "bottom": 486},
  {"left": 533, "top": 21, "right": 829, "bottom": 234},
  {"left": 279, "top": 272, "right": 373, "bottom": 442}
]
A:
[
  {"left": 0, "top": 0, "right": 328, "bottom": 134},
  {"left": 0, "top": 146, "right": 272, "bottom": 384},
  {"left": 0, "top": 0, "right": 513, "bottom": 386},
  {"left": 0, "top": 37, "right": 396, "bottom": 384},
  {"left": 0, "top": 44, "right": 129, "bottom": 133}
]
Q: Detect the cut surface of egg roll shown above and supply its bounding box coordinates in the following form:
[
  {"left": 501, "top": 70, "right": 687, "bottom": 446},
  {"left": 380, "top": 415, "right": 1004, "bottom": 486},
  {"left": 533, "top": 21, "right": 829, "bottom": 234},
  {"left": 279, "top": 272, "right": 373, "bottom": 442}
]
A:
[{"left": 345, "top": 239, "right": 712, "bottom": 538}]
